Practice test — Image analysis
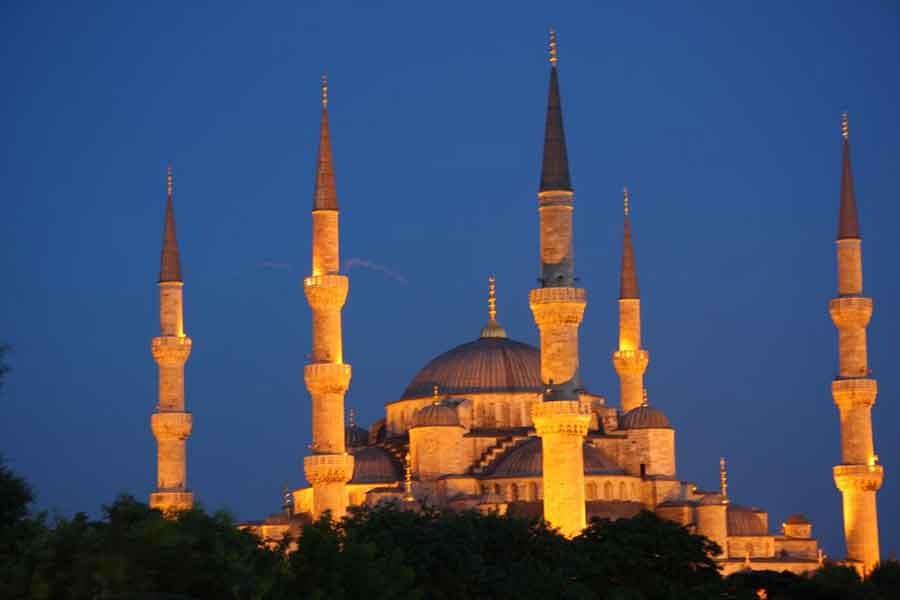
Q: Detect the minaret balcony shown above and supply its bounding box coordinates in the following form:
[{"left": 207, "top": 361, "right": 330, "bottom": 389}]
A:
[
  {"left": 151, "top": 336, "right": 192, "bottom": 366},
  {"left": 304, "top": 362, "right": 352, "bottom": 394},
  {"left": 832, "top": 378, "right": 877, "bottom": 409},
  {"left": 151, "top": 411, "right": 193, "bottom": 441},
  {"left": 833, "top": 464, "right": 884, "bottom": 493},
  {"left": 303, "top": 453, "right": 354, "bottom": 484},
  {"left": 829, "top": 296, "right": 872, "bottom": 329},
  {"left": 304, "top": 274, "right": 349, "bottom": 310},
  {"left": 613, "top": 349, "right": 649, "bottom": 375},
  {"left": 529, "top": 287, "right": 587, "bottom": 326}
]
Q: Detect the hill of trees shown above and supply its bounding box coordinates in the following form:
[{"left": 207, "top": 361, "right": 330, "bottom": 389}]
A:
[{"left": 2, "top": 458, "right": 899, "bottom": 599}]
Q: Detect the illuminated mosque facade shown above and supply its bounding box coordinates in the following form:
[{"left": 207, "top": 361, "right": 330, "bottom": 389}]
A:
[{"left": 146, "top": 34, "right": 884, "bottom": 575}]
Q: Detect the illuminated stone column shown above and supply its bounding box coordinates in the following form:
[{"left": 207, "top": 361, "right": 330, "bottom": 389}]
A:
[
  {"left": 302, "top": 76, "right": 353, "bottom": 519},
  {"left": 612, "top": 189, "right": 649, "bottom": 413},
  {"left": 150, "top": 167, "right": 194, "bottom": 513},
  {"left": 830, "top": 113, "right": 882, "bottom": 574},
  {"left": 530, "top": 31, "right": 590, "bottom": 537}
]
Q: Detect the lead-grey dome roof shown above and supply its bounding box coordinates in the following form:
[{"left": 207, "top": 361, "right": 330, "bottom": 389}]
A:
[
  {"left": 349, "top": 447, "right": 401, "bottom": 484},
  {"left": 619, "top": 405, "right": 671, "bottom": 429},
  {"left": 491, "top": 438, "right": 624, "bottom": 477},
  {"left": 401, "top": 337, "right": 542, "bottom": 400},
  {"left": 411, "top": 403, "right": 461, "bottom": 428}
]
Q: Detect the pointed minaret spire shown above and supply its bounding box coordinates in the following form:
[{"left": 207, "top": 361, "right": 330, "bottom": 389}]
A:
[
  {"left": 159, "top": 165, "right": 182, "bottom": 282},
  {"left": 838, "top": 112, "right": 860, "bottom": 239},
  {"left": 620, "top": 187, "right": 639, "bottom": 299},
  {"left": 539, "top": 28, "right": 571, "bottom": 192},
  {"left": 313, "top": 73, "right": 338, "bottom": 210},
  {"left": 480, "top": 275, "right": 508, "bottom": 338}
]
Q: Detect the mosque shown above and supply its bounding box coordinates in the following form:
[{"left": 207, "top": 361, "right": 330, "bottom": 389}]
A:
[{"left": 145, "top": 34, "right": 884, "bottom": 576}]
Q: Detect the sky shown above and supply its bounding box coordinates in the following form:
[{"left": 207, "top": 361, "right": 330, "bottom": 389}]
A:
[{"left": 2, "top": 1, "right": 898, "bottom": 559}]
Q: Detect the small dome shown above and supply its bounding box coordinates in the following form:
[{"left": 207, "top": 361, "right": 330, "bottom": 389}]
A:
[
  {"left": 492, "top": 438, "right": 623, "bottom": 476},
  {"left": 785, "top": 513, "right": 810, "bottom": 525},
  {"left": 619, "top": 405, "right": 671, "bottom": 429},
  {"left": 411, "top": 403, "right": 461, "bottom": 428},
  {"left": 349, "top": 447, "right": 401, "bottom": 484},
  {"left": 727, "top": 505, "right": 768, "bottom": 536},
  {"left": 346, "top": 425, "right": 368, "bottom": 447},
  {"left": 400, "top": 337, "right": 541, "bottom": 400}
]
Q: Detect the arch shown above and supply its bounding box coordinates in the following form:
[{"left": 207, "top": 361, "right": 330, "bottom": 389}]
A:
[
  {"left": 619, "top": 482, "right": 627, "bottom": 500},
  {"left": 511, "top": 483, "right": 519, "bottom": 501},
  {"left": 631, "top": 482, "right": 638, "bottom": 499},
  {"left": 586, "top": 482, "right": 597, "bottom": 500},
  {"left": 529, "top": 482, "right": 539, "bottom": 501},
  {"left": 494, "top": 483, "right": 502, "bottom": 496},
  {"left": 603, "top": 482, "right": 613, "bottom": 500}
]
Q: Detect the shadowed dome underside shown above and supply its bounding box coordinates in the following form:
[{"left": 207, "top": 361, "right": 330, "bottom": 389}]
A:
[
  {"left": 491, "top": 438, "right": 624, "bottom": 477},
  {"left": 401, "top": 337, "right": 542, "bottom": 400}
]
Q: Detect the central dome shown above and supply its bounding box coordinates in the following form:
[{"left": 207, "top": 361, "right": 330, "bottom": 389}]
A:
[{"left": 400, "top": 337, "right": 542, "bottom": 400}]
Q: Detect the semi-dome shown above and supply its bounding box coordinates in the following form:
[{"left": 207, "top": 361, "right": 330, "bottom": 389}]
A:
[
  {"left": 491, "top": 438, "right": 624, "bottom": 477},
  {"left": 619, "top": 405, "right": 671, "bottom": 429},
  {"left": 400, "top": 337, "right": 542, "bottom": 400},
  {"left": 349, "top": 446, "right": 401, "bottom": 484},
  {"left": 411, "top": 403, "right": 461, "bottom": 428}
]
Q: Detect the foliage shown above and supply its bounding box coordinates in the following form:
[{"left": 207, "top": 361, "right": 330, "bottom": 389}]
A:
[
  {"left": 573, "top": 510, "right": 722, "bottom": 599},
  {"left": 2, "top": 457, "right": 899, "bottom": 599}
]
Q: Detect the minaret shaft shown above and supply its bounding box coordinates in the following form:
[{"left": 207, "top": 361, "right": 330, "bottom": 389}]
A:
[
  {"left": 150, "top": 169, "right": 193, "bottom": 514},
  {"left": 302, "top": 79, "right": 353, "bottom": 519},
  {"left": 830, "top": 119, "right": 882, "bottom": 574},
  {"left": 530, "top": 34, "right": 590, "bottom": 538}
]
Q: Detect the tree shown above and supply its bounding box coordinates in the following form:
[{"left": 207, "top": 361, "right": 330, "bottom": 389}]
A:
[{"left": 572, "top": 510, "right": 723, "bottom": 599}]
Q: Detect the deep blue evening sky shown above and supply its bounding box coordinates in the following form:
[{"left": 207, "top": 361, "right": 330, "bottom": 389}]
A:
[{"left": 2, "top": 2, "right": 898, "bottom": 557}]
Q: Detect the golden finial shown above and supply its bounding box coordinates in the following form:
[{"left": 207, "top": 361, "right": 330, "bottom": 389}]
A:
[
  {"left": 841, "top": 111, "right": 848, "bottom": 141},
  {"left": 348, "top": 407, "right": 356, "bottom": 429},
  {"left": 433, "top": 384, "right": 440, "bottom": 403},
  {"left": 488, "top": 275, "right": 497, "bottom": 321},
  {"left": 720, "top": 456, "right": 729, "bottom": 501},
  {"left": 641, "top": 388, "right": 648, "bottom": 406},
  {"left": 549, "top": 28, "right": 558, "bottom": 67},
  {"left": 403, "top": 452, "right": 414, "bottom": 501},
  {"left": 321, "top": 73, "right": 328, "bottom": 108},
  {"left": 166, "top": 164, "right": 173, "bottom": 199},
  {"left": 623, "top": 186, "right": 630, "bottom": 216}
]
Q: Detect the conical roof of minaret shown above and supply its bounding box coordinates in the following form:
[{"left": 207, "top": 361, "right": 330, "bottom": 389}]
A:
[
  {"left": 539, "top": 30, "right": 572, "bottom": 192},
  {"left": 619, "top": 188, "right": 639, "bottom": 299},
  {"left": 313, "top": 75, "right": 338, "bottom": 211},
  {"left": 159, "top": 166, "right": 182, "bottom": 282},
  {"left": 838, "top": 112, "right": 859, "bottom": 239}
]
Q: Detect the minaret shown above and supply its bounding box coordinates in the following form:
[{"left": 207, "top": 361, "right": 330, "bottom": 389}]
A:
[
  {"left": 150, "top": 166, "right": 194, "bottom": 513},
  {"left": 612, "top": 187, "right": 649, "bottom": 413},
  {"left": 529, "top": 30, "right": 591, "bottom": 538},
  {"left": 302, "top": 75, "right": 354, "bottom": 520},
  {"left": 829, "top": 113, "right": 883, "bottom": 574}
]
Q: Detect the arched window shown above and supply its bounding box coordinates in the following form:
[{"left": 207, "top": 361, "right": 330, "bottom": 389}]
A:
[
  {"left": 619, "top": 482, "right": 627, "bottom": 500},
  {"left": 603, "top": 482, "right": 613, "bottom": 500},
  {"left": 631, "top": 482, "right": 638, "bottom": 498},
  {"left": 586, "top": 482, "right": 597, "bottom": 500},
  {"left": 529, "top": 482, "right": 539, "bottom": 501},
  {"left": 494, "top": 484, "right": 502, "bottom": 496},
  {"left": 501, "top": 404, "right": 511, "bottom": 428},
  {"left": 511, "top": 483, "right": 519, "bottom": 501}
]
